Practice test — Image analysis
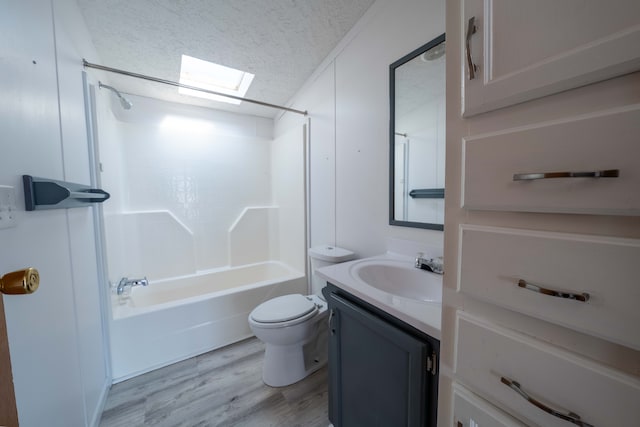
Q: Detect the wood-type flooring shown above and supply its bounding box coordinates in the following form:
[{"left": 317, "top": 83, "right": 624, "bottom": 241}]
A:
[{"left": 99, "top": 337, "right": 329, "bottom": 427}]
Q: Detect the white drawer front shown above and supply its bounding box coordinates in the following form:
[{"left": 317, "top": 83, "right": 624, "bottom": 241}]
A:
[
  {"left": 462, "top": 105, "right": 640, "bottom": 215},
  {"left": 459, "top": 225, "right": 640, "bottom": 350},
  {"left": 454, "top": 383, "right": 527, "bottom": 427},
  {"left": 455, "top": 312, "right": 640, "bottom": 427}
]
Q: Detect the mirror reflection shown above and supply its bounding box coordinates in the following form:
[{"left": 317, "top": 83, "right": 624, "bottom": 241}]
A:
[{"left": 390, "top": 34, "right": 445, "bottom": 230}]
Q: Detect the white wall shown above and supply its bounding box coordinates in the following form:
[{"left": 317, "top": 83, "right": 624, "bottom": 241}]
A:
[
  {"left": 277, "top": 0, "right": 445, "bottom": 258},
  {"left": 0, "top": 0, "right": 109, "bottom": 425},
  {"left": 276, "top": 66, "right": 337, "bottom": 255}
]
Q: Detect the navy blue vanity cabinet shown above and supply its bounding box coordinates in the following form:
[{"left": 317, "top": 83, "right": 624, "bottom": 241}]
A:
[{"left": 323, "top": 283, "right": 439, "bottom": 427}]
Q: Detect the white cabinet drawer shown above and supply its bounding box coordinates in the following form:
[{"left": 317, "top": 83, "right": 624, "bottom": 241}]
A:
[
  {"left": 462, "top": 0, "right": 640, "bottom": 116},
  {"left": 462, "top": 105, "right": 640, "bottom": 215},
  {"left": 459, "top": 225, "right": 640, "bottom": 350},
  {"left": 453, "top": 383, "right": 527, "bottom": 427},
  {"left": 455, "top": 312, "right": 640, "bottom": 427}
]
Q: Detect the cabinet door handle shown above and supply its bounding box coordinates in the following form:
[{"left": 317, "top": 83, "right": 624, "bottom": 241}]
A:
[
  {"left": 501, "top": 377, "right": 594, "bottom": 427},
  {"left": 513, "top": 169, "right": 619, "bottom": 181},
  {"left": 466, "top": 16, "right": 478, "bottom": 80},
  {"left": 328, "top": 309, "right": 335, "bottom": 335},
  {"left": 518, "top": 279, "right": 589, "bottom": 302}
]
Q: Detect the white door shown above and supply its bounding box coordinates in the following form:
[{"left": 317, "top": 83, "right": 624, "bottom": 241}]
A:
[
  {"left": 462, "top": 0, "right": 640, "bottom": 116},
  {"left": 0, "top": 1, "right": 107, "bottom": 426}
]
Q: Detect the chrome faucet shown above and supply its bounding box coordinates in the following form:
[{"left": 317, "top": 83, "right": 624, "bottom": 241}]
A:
[
  {"left": 414, "top": 253, "right": 444, "bottom": 275},
  {"left": 116, "top": 277, "right": 149, "bottom": 295}
]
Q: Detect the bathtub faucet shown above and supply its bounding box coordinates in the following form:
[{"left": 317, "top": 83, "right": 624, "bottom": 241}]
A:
[{"left": 116, "top": 277, "right": 149, "bottom": 295}]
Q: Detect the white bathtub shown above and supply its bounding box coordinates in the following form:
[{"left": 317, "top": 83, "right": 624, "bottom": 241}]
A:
[{"left": 109, "top": 261, "right": 306, "bottom": 381}]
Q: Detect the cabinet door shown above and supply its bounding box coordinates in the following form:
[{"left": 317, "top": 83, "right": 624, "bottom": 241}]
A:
[
  {"left": 327, "top": 292, "right": 430, "bottom": 427},
  {"left": 462, "top": 0, "right": 640, "bottom": 116}
]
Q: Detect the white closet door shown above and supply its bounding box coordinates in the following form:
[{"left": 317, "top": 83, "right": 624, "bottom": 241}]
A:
[{"left": 462, "top": 0, "right": 640, "bottom": 116}]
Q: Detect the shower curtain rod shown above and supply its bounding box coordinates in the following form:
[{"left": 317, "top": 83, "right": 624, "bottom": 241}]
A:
[{"left": 82, "top": 59, "right": 307, "bottom": 116}]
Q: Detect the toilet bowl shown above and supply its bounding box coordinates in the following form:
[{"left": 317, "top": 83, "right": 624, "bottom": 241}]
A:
[
  {"left": 249, "top": 294, "right": 328, "bottom": 387},
  {"left": 248, "top": 245, "right": 355, "bottom": 387}
]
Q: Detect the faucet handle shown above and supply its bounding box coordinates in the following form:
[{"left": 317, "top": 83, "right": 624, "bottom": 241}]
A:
[{"left": 415, "top": 252, "right": 424, "bottom": 268}]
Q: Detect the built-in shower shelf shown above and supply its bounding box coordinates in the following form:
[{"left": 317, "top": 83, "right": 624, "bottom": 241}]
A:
[
  {"left": 23, "top": 175, "right": 110, "bottom": 211},
  {"left": 409, "top": 188, "right": 445, "bottom": 199}
]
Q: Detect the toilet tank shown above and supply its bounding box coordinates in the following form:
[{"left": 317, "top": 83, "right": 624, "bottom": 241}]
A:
[{"left": 309, "top": 245, "right": 355, "bottom": 296}]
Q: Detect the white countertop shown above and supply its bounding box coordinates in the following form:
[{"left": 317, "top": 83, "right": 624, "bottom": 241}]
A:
[{"left": 316, "top": 253, "right": 442, "bottom": 340}]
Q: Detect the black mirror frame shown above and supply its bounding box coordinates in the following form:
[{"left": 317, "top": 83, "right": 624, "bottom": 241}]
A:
[{"left": 389, "top": 33, "right": 445, "bottom": 231}]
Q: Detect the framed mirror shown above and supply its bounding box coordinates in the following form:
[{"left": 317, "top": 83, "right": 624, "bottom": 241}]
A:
[{"left": 389, "top": 34, "right": 445, "bottom": 230}]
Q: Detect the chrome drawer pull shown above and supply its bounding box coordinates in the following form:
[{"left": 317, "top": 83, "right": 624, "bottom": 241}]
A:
[
  {"left": 513, "top": 169, "right": 619, "bottom": 181},
  {"left": 501, "top": 377, "right": 594, "bottom": 427},
  {"left": 466, "top": 16, "right": 478, "bottom": 80},
  {"left": 518, "top": 279, "right": 589, "bottom": 302}
]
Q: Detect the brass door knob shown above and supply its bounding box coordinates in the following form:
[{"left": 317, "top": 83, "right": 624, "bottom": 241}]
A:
[{"left": 0, "top": 268, "right": 40, "bottom": 294}]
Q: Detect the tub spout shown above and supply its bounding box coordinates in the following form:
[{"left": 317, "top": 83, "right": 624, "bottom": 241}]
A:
[{"left": 116, "top": 277, "right": 149, "bottom": 295}]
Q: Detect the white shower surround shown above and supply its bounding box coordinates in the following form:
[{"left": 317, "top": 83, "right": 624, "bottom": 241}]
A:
[
  {"left": 102, "top": 96, "right": 276, "bottom": 274},
  {"left": 105, "top": 206, "right": 282, "bottom": 281},
  {"left": 99, "top": 94, "right": 307, "bottom": 277}
]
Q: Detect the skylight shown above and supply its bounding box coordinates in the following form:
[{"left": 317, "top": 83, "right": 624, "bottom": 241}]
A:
[{"left": 178, "top": 54, "right": 255, "bottom": 105}]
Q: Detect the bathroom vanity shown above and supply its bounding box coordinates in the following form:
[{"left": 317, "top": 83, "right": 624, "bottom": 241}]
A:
[
  {"left": 324, "top": 284, "right": 439, "bottom": 427},
  {"left": 317, "top": 249, "right": 442, "bottom": 427}
]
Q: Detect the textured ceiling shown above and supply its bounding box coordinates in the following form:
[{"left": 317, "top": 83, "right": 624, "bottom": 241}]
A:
[
  {"left": 77, "top": 0, "right": 375, "bottom": 118},
  {"left": 396, "top": 40, "right": 446, "bottom": 119}
]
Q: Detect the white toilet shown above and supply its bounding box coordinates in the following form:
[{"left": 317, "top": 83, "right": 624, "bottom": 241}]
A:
[{"left": 248, "top": 245, "right": 355, "bottom": 387}]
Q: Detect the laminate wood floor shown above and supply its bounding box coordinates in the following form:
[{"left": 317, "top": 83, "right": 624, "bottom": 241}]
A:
[{"left": 99, "top": 337, "right": 329, "bottom": 427}]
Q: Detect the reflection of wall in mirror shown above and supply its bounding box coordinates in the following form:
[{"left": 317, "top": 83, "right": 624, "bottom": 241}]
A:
[{"left": 396, "top": 97, "right": 445, "bottom": 224}]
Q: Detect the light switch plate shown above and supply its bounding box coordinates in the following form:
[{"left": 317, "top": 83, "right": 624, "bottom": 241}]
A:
[{"left": 0, "top": 185, "right": 18, "bottom": 229}]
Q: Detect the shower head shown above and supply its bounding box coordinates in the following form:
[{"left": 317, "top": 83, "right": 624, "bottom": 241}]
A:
[
  {"left": 118, "top": 95, "right": 133, "bottom": 110},
  {"left": 98, "top": 81, "right": 133, "bottom": 110}
]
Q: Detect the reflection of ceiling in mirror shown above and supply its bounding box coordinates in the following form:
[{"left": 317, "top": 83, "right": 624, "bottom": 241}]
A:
[{"left": 395, "top": 41, "right": 445, "bottom": 119}]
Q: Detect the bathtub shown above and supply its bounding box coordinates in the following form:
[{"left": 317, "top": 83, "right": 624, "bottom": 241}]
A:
[{"left": 109, "top": 261, "right": 306, "bottom": 381}]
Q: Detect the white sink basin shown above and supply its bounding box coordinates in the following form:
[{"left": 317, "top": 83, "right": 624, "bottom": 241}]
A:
[{"left": 349, "top": 259, "right": 442, "bottom": 302}]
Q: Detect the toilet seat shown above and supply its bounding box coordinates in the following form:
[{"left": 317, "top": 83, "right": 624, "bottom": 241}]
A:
[{"left": 250, "top": 294, "right": 318, "bottom": 327}]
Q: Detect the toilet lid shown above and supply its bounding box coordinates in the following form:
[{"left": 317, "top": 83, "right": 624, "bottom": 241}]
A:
[{"left": 250, "top": 294, "right": 317, "bottom": 323}]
